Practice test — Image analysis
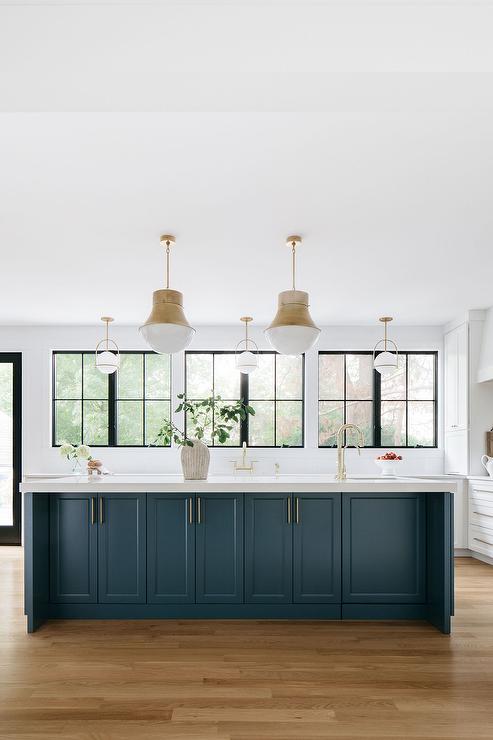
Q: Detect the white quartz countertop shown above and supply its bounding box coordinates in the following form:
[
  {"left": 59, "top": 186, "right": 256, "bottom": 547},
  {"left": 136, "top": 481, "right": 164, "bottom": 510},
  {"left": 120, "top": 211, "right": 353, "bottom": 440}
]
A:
[{"left": 21, "top": 473, "right": 459, "bottom": 494}]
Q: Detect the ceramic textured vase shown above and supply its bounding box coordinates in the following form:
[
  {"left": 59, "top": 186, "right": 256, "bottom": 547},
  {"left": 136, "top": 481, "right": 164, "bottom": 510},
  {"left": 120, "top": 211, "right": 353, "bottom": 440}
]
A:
[{"left": 180, "top": 439, "right": 210, "bottom": 480}]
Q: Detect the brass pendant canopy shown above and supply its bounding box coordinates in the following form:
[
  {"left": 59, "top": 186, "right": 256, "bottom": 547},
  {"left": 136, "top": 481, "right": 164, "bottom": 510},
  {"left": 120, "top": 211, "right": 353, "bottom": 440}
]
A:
[{"left": 139, "top": 236, "right": 195, "bottom": 354}]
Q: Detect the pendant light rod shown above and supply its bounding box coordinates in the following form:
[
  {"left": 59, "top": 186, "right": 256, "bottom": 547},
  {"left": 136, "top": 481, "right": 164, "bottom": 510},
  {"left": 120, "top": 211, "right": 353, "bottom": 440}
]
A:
[
  {"left": 240, "top": 316, "right": 253, "bottom": 347},
  {"left": 286, "top": 235, "right": 302, "bottom": 291},
  {"left": 100, "top": 316, "right": 114, "bottom": 350},
  {"left": 379, "top": 316, "right": 393, "bottom": 351},
  {"left": 160, "top": 234, "right": 176, "bottom": 290}
]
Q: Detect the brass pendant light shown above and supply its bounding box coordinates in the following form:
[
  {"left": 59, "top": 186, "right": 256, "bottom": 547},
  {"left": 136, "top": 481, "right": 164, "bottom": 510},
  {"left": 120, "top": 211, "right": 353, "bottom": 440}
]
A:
[
  {"left": 139, "top": 235, "right": 195, "bottom": 354},
  {"left": 373, "top": 316, "right": 399, "bottom": 376},
  {"left": 95, "top": 316, "right": 120, "bottom": 374},
  {"left": 264, "top": 235, "right": 320, "bottom": 356},
  {"left": 235, "top": 316, "right": 259, "bottom": 374}
]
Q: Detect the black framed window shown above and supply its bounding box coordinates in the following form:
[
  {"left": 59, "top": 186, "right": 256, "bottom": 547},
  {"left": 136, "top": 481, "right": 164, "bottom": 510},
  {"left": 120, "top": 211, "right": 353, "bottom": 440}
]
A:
[
  {"left": 318, "top": 351, "right": 437, "bottom": 448},
  {"left": 0, "top": 353, "right": 22, "bottom": 545},
  {"left": 185, "top": 351, "right": 304, "bottom": 447},
  {"left": 52, "top": 352, "right": 171, "bottom": 447}
]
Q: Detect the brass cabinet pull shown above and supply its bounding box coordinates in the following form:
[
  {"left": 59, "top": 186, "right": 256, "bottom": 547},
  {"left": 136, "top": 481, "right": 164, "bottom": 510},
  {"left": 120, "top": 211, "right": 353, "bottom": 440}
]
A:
[
  {"left": 295, "top": 497, "right": 300, "bottom": 524},
  {"left": 99, "top": 497, "right": 104, "bottom": 524},
  {"left": 287, "top": 496, "right": 291, "bottom": 524},
  {"left": 474, "top": 537, "right": 493, "bottom": 547},
  {"left": 188, "top": 497, "right": 193, "bottom": 525},
  {"left": 91, "top": 497, "right": 96, "bottom": 525},
  {"left": 197, "top": 497, "right": 202, "bottom": 524},
  {"left": 473, "top": 510, "right": 493, "bottom": 518}
]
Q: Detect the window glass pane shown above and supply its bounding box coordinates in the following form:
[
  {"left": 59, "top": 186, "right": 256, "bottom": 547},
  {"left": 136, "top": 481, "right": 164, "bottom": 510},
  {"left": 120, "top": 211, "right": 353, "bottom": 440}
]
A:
[
  {"left": 145, "top": 354, "right": 171, "bottom": 399},
  {"left": 381, "top": 400, "right": 406, "bottom": 446},
  {"left": 249, "top": 354, "right": 275, "bottom": 400},
  {"left": 276, "top": 401, "right": 303, "bottom": 446},
  {"left": 186, "top": 354, "right": 213, "bottom": 399},
  {"left": 380, "top": 354, "right": 406, "bottom": 400},
  {"left": 346, "top": 401, "right": 373, "bottom": 445},
  {"left": 318, "top": 401, "right": 344, "bottom": 446},
  {"left": 408, "top": 401, "right": 435, "bottom": 446},
  {"left": 276, "top": 355, "right": 303, "bottom": 400},
  {"left": 408, "top": 355, "right": 435, "bottom": 400},
  {"left": 319, "top": 354, "right": 344, "bottom": 399},
  {"left": 55, "top": 400, "right": 82, "bottom": 445},
  {"left": 145, "top": 400, "right": 170, "bottom": 446},
  {"left": 55, "top": 354, "right": 82, "bottom": 398},
  {"left": 248, "top": 401, "right": 274, "bottom": 446},
  {"left": 346, "top": 354, "right": 373, "bottom": 400},
  {"left": 83, "top": 400, "right": 108, "bottom": 445},
  {"left": 117, "top": 401, "right": 143, "bottom": 445},
  {"left": 117, "top": 354, "right": 143, "bottom": 399},
  {"left": 214, "top": 354, "right": 240, "bottom": 400},
  {"left": 83, "top": 353, "right": 108, "bottom": 399}
]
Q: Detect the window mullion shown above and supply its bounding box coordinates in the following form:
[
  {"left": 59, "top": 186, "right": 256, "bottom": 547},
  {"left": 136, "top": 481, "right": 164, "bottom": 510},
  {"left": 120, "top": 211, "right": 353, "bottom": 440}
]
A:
[
  {"left": 240, "top": 371, "right": 249, "bottom": 446},
  {"left": 374, "top": 365, "right": 381, "bottom": 447},
  {"left": 108, "top": 368, "right": 116, "bottom": 446}
]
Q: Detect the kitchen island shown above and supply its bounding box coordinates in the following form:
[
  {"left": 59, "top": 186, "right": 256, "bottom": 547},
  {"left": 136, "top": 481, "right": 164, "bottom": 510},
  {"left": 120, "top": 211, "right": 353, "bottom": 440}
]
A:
[{"left": 22, "top": 475, "right": 456, "bottom": 634}]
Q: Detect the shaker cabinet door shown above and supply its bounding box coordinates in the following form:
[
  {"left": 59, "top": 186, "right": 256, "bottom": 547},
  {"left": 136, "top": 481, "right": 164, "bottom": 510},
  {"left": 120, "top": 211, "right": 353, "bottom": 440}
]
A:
[
  {"left": 245, "top": 493, "right": 292, "bottom": 604},
  {"left": 98, "top": 493, "right": 146, "bottom": 604},
  {"left": 342, "top": 493, "right": 426, "bottom": 603},
  {"left": 195, "top": 493, "right": 243, "bottom": 603},
  {"left": 50, "top": 493, "right": 97, "bottom": 603},
  {"left": 293, "top": 493, "right": 341, "bottom": 603},
  {"left": 147, "top": 493, "right": 195, "bottom": 604}
]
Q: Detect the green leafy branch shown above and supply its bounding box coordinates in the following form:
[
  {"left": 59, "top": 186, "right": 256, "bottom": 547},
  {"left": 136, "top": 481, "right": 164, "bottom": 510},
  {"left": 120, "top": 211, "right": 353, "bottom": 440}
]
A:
[{"left": 153, "top": 393, "right": 255, "bottom": 447}]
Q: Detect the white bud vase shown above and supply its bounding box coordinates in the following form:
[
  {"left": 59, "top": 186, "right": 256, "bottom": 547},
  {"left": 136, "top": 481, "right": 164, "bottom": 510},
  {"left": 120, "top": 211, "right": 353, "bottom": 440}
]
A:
[{"left": 180, "top": 439, "right": 210, "bottom": 480}]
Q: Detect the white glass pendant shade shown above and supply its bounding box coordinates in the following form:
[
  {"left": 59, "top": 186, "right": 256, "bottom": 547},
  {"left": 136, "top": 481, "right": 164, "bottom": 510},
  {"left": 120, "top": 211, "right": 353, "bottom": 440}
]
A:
[
  {"left": 139, "top": 288, "right": 195, "bottom": 354},
  {"left": 236, "top": 350, "right": 258, "bottom": 374},
  {"left": 374, "top": 350, "right": 398, "bottom": 376},
  {"left": 265, "top": 290, "right": 320, "bottom": 356},
  {"left": 96, "top": 350, "right": 120, "bottom": 374}
]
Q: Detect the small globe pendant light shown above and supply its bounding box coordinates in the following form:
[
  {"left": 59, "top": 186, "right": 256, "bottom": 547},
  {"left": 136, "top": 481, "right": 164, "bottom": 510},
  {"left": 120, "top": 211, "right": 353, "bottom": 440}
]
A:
[
  {"left": 373, "top": 316, "right": 399, "bottom": 376},
  {"left": 139, "top": 235, "right": 195, "bottom": 354},
  {"left": 95, "top": 317, "right": 120, "bottom": 375},
  {"left": 235, "top": 316, "right": 258, "bottom": 374},
  {"left": 264, "top": 235, "right": 320, "bottom": 356}
]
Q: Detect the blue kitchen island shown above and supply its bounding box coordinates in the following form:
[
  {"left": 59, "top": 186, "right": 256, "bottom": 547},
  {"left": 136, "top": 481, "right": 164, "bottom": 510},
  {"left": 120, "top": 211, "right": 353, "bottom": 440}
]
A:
[{"left": 22, "top": 475, "right": 456, "bottom": 634}]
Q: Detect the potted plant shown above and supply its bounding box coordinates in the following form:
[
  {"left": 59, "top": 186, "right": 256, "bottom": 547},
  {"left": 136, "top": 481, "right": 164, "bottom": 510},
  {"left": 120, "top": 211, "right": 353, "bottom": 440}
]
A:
[{"left": 154, "top": 394, "right": 255, "bottom": 480}]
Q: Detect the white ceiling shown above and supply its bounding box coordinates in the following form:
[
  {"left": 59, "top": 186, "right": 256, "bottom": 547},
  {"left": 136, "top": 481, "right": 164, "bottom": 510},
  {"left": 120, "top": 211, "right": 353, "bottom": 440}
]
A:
[{"left": 0, "top": 2, "right": 492, "bottom": 326}]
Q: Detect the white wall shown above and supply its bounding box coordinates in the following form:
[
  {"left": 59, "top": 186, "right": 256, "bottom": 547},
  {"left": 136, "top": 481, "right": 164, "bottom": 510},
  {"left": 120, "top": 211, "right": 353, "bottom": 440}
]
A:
[{"left": 0, "top": 323, "right": 444, "bottom": 477}]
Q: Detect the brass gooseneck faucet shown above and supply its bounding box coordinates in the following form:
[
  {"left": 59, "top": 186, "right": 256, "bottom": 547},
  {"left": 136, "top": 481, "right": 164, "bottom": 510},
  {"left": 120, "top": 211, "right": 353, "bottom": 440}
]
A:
[{"left": 336, "top": 424, "right": 365, "bottom": 481}]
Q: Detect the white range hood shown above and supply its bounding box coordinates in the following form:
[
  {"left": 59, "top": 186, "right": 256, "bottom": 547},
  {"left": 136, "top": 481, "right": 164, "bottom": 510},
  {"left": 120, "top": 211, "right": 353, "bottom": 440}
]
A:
[{"left": 477, "top": 306, "right": 493, "bottom": 383}]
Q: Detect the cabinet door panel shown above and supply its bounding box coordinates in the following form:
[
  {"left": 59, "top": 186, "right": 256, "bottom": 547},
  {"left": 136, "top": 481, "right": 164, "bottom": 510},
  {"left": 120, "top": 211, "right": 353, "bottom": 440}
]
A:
[
  {"left": 98, "top": 493, "right": 146, "bottom": 604},
  {"left": 196, "top": 493, "right": 243, "bottom": 603},
  {"left": 456, "top": 322, "right": 468, "bottom": 430},
  {"left": 293, "top": 493, "right": 341, "bottom": 603},
  {"left": 50, "top": 493, "right": 97, "bottom": 603},
  {"left": 147, "top": 493, "right": 195, "bottom": 604},
  {"left": 245, "top": 493, "right": 292, "bottom": 604},
  {"left": 342, "top": 493, "right": 425, "bottom": 603}
]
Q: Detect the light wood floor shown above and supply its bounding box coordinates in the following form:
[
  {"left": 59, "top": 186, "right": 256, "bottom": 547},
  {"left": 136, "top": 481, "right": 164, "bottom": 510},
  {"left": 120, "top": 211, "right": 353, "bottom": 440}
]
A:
[{"left": 1, "top": 550, "right": 493, "bottom": 739}]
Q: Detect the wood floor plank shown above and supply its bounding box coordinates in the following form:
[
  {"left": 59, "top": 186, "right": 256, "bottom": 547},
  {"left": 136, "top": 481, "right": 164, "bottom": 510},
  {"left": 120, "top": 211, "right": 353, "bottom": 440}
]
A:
[{"left": 1, "top": 548, "right": 493, "bottom": 738}]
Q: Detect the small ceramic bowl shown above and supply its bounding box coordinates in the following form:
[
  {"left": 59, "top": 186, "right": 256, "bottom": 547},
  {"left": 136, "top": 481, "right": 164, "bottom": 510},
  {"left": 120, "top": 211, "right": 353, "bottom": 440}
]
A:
[{"left": 375, "top": 459, "right": 401, "bottom": 477}]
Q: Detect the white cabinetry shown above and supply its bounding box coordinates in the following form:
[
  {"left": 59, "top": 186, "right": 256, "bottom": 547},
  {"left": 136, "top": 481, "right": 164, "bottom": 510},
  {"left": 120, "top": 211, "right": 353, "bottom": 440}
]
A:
[
  {"left": 454, "top": 479, "right": 468, "bottom": 549},
  {"left": 468, "top": 479, "right": 493, "bottom": 561},
  {"left": 444, "top": 322, "right": 469, "bottom": 474}
]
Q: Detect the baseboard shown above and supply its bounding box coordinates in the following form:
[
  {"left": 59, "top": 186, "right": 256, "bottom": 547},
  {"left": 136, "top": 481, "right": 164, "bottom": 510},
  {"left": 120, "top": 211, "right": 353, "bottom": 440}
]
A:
[
  {"left": 470, "top": 551, "right": 493, "bottom": 566},
  {"left": 454, "top": 548, "right": 471, "bottom": 557}
]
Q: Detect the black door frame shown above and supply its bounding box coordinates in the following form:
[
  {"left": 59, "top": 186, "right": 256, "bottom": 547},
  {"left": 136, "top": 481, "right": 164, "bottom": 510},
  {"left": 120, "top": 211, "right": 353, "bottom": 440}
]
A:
[{"left": 0, "top": 353, "right": 22, "bottom": 545}]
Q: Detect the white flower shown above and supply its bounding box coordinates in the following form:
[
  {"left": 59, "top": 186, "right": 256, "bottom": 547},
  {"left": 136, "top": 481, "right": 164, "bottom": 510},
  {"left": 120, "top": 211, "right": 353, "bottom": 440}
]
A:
[
  {"left": 59, "top": 442, "right": 75, "bottom": 458},
  {"left": 75, "top": 444, "right": 91, "bottom": 459}
]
